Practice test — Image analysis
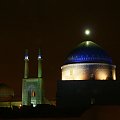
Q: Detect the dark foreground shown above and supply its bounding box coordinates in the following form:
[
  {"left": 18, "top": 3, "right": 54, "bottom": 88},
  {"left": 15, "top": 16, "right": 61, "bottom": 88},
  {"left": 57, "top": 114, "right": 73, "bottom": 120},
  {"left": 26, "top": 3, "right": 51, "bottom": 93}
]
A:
[
  {"left": 1, "top": 105, "right": 120, "bottom": 120},
  {"left": 0, "top": 104, "right": 87, "bottom": 119}
]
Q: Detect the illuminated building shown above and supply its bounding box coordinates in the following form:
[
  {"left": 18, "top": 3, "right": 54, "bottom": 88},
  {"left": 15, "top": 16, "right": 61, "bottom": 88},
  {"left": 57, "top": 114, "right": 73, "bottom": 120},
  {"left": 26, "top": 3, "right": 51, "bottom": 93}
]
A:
[
  {"left": 62, "top": 41, "right": 116, "bottom": 80},
  {"left": 57, "top": 40, "right": 118, "bottom": 110},
  {"left": 0, "top": 83, "right": 21, "bottom": 107},
  {"left": 22, "top": 49, "right": 44, "bottom": 107}
]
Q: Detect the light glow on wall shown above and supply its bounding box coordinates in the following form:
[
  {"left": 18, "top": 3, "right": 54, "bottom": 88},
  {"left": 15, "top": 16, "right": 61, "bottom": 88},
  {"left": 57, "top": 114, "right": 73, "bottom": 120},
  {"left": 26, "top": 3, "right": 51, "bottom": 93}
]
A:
[
  {"left": 61, "top": 63, "right": 116, "bottom": 80},
  {"left": 113, "top": 70, "right": 116, "bottom": 80},
  {"left": 96, "top": 70, "right": 108, "bottom": 80},
  {"left": 62, "top": 64, "right": 87, "bottom": 80}
]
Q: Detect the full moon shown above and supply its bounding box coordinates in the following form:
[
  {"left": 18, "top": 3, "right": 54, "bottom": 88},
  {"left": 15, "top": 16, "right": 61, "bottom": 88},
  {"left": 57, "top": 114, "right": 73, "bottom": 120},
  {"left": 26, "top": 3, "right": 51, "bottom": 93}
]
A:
[{"left": 85, "top": 29, "right": 90, "bottom": 35}]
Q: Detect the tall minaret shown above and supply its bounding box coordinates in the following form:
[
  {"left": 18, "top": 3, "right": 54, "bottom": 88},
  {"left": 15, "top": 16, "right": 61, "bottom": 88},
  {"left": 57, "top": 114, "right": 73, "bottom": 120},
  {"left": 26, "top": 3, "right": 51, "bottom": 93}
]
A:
[
  {"left": 38, "top": 49, "right": 42, "bottom": 78},
  {"left": 38, "top": 49, "right": 43, "bottom": 104},
  {"left": 24, "top": 49, "right": 29, "bottom": 79}
]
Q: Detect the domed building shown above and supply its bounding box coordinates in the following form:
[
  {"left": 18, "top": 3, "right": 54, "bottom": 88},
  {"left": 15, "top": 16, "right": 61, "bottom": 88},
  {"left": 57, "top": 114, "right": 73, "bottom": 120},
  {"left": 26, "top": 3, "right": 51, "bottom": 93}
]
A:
[
  {"left": 56, "top": 40, "right": 118, "bottom": 110},
  {"left": 0, "top": 83, "right": 21, "bottom": 107},
  {"left": 0, "top": 83, "right": 14, "bottom": 102},
  {"left": 61, "top": 41, "right": 116, "bottom": 80}
]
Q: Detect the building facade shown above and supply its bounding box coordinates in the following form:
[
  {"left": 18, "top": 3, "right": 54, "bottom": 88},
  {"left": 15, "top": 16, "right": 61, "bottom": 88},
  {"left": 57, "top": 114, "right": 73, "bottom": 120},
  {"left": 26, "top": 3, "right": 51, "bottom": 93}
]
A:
[
  {"left": 62, "top": 41, "right": 116, "bottom": 80},
  {"left": 22, "top": 49, "right": 44, "bottom": 107},
  {"left": 57, "top": 41, "right": 117, "bottom": 110}
]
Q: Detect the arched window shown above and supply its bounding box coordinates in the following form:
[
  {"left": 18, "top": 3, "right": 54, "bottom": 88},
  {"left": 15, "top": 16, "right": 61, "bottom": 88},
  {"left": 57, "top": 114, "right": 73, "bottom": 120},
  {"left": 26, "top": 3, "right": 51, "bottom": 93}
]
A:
[{"left": 32, "top": 91, "right": 36, "bottom": 97}]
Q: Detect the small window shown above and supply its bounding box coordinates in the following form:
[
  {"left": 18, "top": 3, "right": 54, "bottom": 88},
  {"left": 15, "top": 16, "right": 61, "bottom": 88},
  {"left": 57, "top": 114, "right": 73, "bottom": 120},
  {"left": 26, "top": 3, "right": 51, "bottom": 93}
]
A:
[
  {"left": 32, "top": 91, "right": 36, "bottom": 97},
  {"left": 70, "top": 69, "right": 73, "bottom": 75}
]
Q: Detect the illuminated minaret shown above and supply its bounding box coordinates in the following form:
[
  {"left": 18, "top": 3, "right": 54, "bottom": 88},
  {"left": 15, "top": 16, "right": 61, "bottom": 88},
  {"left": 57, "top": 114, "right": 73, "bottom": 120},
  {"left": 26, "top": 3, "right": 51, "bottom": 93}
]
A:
[
  {"left": 38, "top": 49, "right": 42, "bottom": 78},
  {"left": 38, "top": 49, "right": 44, "bottom": 104},
  {"left": 24, "top": 49, "right": 29, "bottom": 79},
  {"left": 22, "top": 49, "right": 45, "bottom": 106}
]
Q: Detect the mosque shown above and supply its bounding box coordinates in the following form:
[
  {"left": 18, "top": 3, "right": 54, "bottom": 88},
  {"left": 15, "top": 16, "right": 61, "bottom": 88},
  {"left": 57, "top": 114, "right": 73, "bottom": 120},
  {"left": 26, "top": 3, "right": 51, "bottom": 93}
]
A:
[
  {"left": 0, "top": 49, "right": 48, "bottom": 107},
  {"left": 61, "top": 40, "right": 116, "bottom": 80},
  {"left": 22, "top": 49, "right": 44, "bottom": 107},
  {"left": 0, "top": 29, "right": 119, "bottom": 109},
  {"left": 56, "top": 34, "right": 120, "bottom": 109}
]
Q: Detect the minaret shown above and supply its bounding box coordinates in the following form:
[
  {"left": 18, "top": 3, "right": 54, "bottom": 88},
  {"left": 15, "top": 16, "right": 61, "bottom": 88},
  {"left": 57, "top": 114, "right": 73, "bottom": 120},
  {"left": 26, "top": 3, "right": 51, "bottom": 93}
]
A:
[
  {"left": 24, "top": 49, "right": 29, "bottom": 79},
  {"left": 38, "top": 49, "right": 43, "bottom": 104},
  {"left": 38, "top": 49, "right": 42, "bottom": 78}
]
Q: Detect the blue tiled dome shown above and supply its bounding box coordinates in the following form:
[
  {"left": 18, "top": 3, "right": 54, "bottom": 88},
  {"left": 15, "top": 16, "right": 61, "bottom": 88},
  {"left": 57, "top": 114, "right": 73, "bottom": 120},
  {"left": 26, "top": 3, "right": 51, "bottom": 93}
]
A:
[{"left": 64, "top": 41, "right": 112, "bottom": 64}]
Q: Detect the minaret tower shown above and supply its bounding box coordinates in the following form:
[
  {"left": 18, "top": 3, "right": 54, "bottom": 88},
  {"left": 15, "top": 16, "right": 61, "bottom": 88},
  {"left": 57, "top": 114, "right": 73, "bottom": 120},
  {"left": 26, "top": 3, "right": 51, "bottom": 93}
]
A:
[
  {"left": 24, "top": 49, "right": 29, "bottom": 78},
  {"left": 38, "top": 49, "right": 42, "bottom": 78},
  {"left": 22, "top": 49, "right": 29, "bottom": 106},
  {"left": 38, "top": 49, "right": 44, "bottom": 104},
  {"left": 22, "top": 49, "right": 45, "bottom": 106}
]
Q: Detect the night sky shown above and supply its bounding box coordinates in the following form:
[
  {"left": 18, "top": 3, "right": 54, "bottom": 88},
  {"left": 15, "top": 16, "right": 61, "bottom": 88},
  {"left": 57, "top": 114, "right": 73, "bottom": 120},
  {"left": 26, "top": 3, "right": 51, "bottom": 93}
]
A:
[{"left": 0, "top": 0, "right": 120, "bottom": 100}]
